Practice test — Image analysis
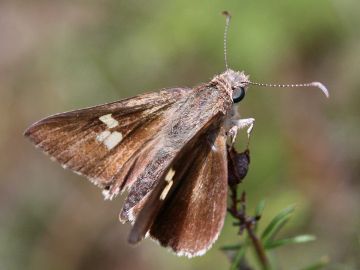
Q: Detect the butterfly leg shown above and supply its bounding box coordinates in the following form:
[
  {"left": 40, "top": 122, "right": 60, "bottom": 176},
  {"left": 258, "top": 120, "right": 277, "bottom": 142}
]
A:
[{"left": 228, "top": 118, "right": 255, "bottom": 145}]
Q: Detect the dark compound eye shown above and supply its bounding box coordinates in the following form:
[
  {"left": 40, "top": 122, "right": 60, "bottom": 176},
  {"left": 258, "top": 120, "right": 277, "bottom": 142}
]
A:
[{"left": 232, "top": 87, "right": 245, "bottom": 103}]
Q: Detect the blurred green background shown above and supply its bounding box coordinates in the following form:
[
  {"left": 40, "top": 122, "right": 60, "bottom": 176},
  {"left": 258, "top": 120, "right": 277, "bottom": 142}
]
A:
[{"left": 1, "top": 0, "right": 359, "bottom": 269}]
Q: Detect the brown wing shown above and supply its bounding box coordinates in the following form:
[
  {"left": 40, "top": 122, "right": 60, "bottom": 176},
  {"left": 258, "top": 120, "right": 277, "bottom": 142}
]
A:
[
  {"left": 128, "top": 125, "right": 228, "bottom": 257},
  {"left": 24, "top": 88, "right": 190, "bottom": 198},
  {"left": 118, "top": 85, "right": 231, "bottom": 223}
]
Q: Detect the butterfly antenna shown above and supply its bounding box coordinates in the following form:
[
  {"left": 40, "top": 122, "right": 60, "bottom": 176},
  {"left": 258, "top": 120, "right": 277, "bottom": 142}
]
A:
[
  {"left": 222, "top": 11, "right": 231, "bottom": 70},
  {"left": 249, "top": 80, "right": 329, "bottom": 98}
]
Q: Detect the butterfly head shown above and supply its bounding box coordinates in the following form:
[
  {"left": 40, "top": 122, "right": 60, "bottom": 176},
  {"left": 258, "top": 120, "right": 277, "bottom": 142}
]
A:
[{"left": 217, "top": 69, "right": 250, "bottom": 103}]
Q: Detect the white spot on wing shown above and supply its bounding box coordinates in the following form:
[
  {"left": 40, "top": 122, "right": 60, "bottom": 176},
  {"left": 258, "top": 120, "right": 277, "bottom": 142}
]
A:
[
  {"left": 103, "top": 131, "right": 123, "bottom": 150},
  {"left": 160, "top": 168, "right": 175, "bottom": 200},
  {"left": 99, "top": 114, "right": 119, "bottom": 128},
  {"left": 160, "top": 180, "right": 173, "bottom": 200},
  {"left": 96, "top": 130, "right": 111, "bottom": 142},
  {"left": 165, "top": 168, "right": 175, "bottom": 182}
]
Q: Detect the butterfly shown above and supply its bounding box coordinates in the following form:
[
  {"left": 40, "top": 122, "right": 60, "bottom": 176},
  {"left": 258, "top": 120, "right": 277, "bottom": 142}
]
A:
[{"left": 24, "top": 11, "right": 328, "bottom": 257}]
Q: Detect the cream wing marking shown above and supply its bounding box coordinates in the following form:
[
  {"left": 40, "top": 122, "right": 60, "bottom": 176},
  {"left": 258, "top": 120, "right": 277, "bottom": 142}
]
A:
[
  {"left": 160, "top": 168, "right": 175, "bottom": 200},
  {"left": 165, "top": 168, "right": 175, "bottom": 182},
  {"left": 96, "top": 130, "right": 111, "bottom": 142},
  {"left": 103, "top": 131, "right": 123, "bottom": 150},
  {"left": 99, "top": 113, "right": 119, "bottom": 128},
  {"left": 97, "top": 114, "right": 123, "bottom": 150}
]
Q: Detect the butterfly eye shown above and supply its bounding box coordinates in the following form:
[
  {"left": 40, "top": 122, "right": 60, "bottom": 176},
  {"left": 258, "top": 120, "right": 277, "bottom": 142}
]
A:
[{"left": 232, "top": 87, "right": 245, "bottom": 103}]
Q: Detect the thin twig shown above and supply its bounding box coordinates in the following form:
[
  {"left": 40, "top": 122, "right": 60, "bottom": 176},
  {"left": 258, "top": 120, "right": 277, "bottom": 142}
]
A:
[
  {"left": 228, "top": 187, "right": 270, "bottom": 270},
  {"left": 244, "top": 221, "right": 269, "bottom": 269}
]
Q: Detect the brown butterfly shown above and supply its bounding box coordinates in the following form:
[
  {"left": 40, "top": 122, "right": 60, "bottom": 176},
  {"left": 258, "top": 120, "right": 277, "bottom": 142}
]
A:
[{"left": 24, "top": 12, "right": 328, "bottom": 257}]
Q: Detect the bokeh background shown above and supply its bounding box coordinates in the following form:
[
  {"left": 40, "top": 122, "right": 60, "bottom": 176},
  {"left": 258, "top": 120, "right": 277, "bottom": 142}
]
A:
[{"left": 1, "top": 0, "right": 359, "bottom": 269}]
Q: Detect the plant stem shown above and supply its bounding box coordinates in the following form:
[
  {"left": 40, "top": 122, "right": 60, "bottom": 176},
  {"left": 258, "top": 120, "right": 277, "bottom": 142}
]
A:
[
  {"left": 228, "top": 187, "right": 270, "bottom": 270},
  {"left": 245, "top": 222, "right": 269, "bottom": 270}
]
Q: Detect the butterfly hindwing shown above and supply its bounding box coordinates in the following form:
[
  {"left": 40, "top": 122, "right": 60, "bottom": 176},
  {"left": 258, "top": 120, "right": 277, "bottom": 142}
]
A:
[{"left": 127, "top": 124, "right": 228, "bottom": 257}]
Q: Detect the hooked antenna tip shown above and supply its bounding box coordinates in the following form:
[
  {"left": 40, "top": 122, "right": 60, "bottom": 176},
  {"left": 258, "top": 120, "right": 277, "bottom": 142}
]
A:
[
  {"left": 310, "top": 82, "right": 329, "bottom": 98},
  {"left": 222, "top": 11, "right": 231, "bottom": 18}
]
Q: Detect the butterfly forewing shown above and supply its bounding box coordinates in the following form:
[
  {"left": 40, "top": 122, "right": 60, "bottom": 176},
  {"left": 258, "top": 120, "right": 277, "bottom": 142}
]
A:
[{"left": 24, "top": 88, "right": 190, "bottom": 194}]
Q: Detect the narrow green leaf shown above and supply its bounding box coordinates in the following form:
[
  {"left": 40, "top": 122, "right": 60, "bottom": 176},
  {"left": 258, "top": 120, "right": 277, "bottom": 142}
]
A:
[
  {"left": 299, "top": 256, "right": 329, "bottom": 270},
  {"left": 265, "top": 235, "right": 316, "bottom": 250},
  {"left": 255, "top": 200, "right": 266, "bottom": 216},
  {"left": 261, "top": 205, "right": 295, "bottom": 241},
  {"left": 254, "top": 200, "right": 266, "bottom": 233},
  {"left": 264, "top": 215, "right": 291, "bottom": 245}
]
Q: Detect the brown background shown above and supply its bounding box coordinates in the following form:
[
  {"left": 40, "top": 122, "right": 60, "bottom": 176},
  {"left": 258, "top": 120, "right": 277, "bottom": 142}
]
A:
[{"left": 0, "top": 0, "right": 359, "bottom": 269}]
